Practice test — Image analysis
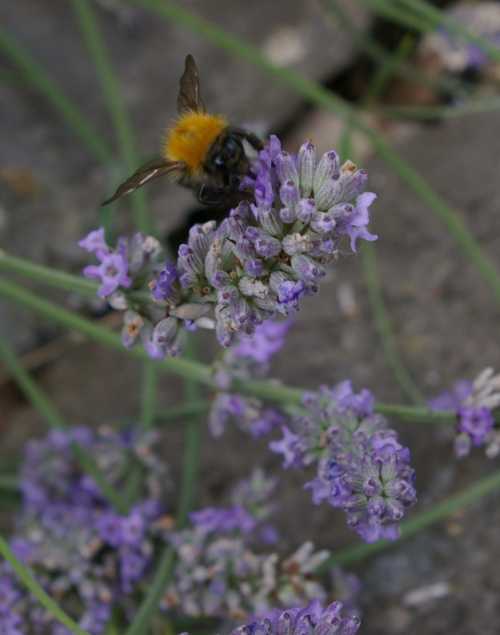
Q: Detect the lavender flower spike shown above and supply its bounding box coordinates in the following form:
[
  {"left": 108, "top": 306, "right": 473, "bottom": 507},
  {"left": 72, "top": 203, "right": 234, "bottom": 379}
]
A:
[
  {"left": 430, "top": 367, "right": 500, "bottom": 458},
  {"left": 231, "top": 601, "right": 360, "bottom": 635},
  {"left": 270, "top": 381, "right": 416, "bottom": 542},
  {"left": 80, "top": 136, "right": 377, "bottom": 357}
]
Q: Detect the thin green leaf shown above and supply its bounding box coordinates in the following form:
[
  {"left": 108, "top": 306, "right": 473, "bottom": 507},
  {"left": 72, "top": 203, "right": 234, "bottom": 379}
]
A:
[
  {"left": 0, "top": 275, "right": 460, "bottom": 425},
  {"left": 0, "top": 534, "right": 91, "bottom": 635},
  {"left": 359, "top": 0, "right": 435, "bottom": 32},
  {"left": 71, "top": 0, "right": 151, "bottom": 234}
]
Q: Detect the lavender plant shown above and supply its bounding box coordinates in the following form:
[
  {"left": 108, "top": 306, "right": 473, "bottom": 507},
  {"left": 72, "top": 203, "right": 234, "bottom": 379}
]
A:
[
  {"left": 1, "top": 426, "right": 169, "bottom": 633},
  {"left": 270, "top": 382, "right": 416, "bottom": 543},
  {"left": 80, "top": 136, "right": 377, "bottom": 357},
  {"left": 227, "top": 600, "right": 360, "bottom": 635},
  {"left": 430, "top": 368, "right": 500, "bottom": 457},
  {"left": 4, "top": 2, "right": 500, "bottom": 632}
]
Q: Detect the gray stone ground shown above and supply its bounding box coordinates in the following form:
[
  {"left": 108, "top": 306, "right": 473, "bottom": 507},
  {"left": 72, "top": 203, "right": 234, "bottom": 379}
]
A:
[{"left": 2, "top": 2, "right": 500, "bottom": 634}]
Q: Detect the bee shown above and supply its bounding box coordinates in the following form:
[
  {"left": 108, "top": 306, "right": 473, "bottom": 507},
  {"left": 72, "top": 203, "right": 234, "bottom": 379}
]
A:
[{"left": 102, "top": 54, "right": 263, "bottom": 208}]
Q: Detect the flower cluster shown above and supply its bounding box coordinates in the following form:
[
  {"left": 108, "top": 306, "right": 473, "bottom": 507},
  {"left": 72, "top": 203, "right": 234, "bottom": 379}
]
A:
[
  {"left": 420, "top": 1, "right": 500, "bottom": 73},
  {"left": 270, "top": 381, "right": 416, "bottom": 543},
  {"left": 164, "top": 532, "right": 331, "bottom": 620},
  {"left": 209, "top": 320, "right": 291, "bottom": 438},
  {"left": 164, "top": 468, "right": 332, "bottom": 619},
  {"left": 430, "top": 367, "right": 500, "bottom": 457},
  {"left": 1, "top": 426, "right": 169, "bottom": 633},
  {"left": 230, "top": 600, "right": 360, "bottom": 635},
  {"left": 80, "top": 137, "right": 377, "bottom": 357}
]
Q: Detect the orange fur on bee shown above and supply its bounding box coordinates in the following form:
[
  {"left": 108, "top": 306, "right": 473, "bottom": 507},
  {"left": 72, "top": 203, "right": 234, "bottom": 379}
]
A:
[{"left": 163, "top": 111, "right": 227, "bottom": 173}]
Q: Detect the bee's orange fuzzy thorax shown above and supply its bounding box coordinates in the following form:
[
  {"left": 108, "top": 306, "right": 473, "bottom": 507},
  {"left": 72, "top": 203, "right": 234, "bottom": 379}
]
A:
[{"left": 163, "top": 112, "right": 228, "bottom": 173}]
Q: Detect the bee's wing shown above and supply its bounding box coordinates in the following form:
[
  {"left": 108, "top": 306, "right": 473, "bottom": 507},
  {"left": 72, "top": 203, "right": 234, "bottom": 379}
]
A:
[
  {"left": 177, "top": 54, "right": 205, "bottom": 114},
  {"left": 102, "top": 159, "right": 184, "bottom": 206}
]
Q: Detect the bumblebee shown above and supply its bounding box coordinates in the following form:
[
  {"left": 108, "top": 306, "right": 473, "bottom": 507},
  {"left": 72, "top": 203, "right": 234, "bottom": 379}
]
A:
[{"left": 102, "top": 54, "right": 263, "bottom": 208}]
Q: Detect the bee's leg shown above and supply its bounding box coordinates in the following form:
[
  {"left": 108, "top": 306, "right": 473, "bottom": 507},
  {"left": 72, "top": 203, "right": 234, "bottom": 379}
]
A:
[{"left": 230, "top": 127, "right": 264, "bottom": 152}]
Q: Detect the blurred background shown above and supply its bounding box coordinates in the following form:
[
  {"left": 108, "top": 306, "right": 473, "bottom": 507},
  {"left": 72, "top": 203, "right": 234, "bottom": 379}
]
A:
[{"left": 2, "top": 1, "right": 500, "bottom": 633}]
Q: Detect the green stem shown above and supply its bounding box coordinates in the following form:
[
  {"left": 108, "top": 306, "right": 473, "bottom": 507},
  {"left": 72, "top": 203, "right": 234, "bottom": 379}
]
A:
[
  {"left": 0, "top": 276, "right": 212, "bottom": 386},
  {"left": 71, "top": 0, "right": 151, "bottom": 233},
  {"left": 141, "top": 360, "right": 158, "bottom": 428},
  {"left": 0, "top": 26, "right": 112, "bottom": 165},
  {"left": 0, "top": 249, "right": 150, "bottom": 303},
  {"left": 0, "top": 474, "right": 20, "bottom": 491},
  {"left": 0, "top": 534, "right": 91, "bottom": 635},
  {"left": 321, "top": 467, "right": 500, "bottom": 568},
  {"left": 126, "top": 0, "right": 500, "bottom": 307},
  {"left": 0, "top": 336, "right": 128, "bottom": 513},
  {"left": 377, "top": 97, "right": 500, "bottom": 120},
  {"left": 0, "top": 276, "right": 464, "bottom": 425},
  {"left": 361, "top": 225, "right": 424, "bottom": 404},
  {"left": 156, "top": 400, "right": 209, "bottom": 423},
  {"left": 124, "top": 546, "right": 176, "bottom": 635},
  {"left": 0, "top": 338, "right": 66, "bottom": 428},
  {"left": 0, "top": 249, "right": 99, "bottom": 295},
  {"left": 359, "top": 0, "right": 435, "bottom": 32}
]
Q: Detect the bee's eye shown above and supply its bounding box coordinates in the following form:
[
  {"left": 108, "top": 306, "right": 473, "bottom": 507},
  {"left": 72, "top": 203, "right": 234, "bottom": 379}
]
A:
[{"left": 214, "top": 136, "right": 242, "bottom": 169}]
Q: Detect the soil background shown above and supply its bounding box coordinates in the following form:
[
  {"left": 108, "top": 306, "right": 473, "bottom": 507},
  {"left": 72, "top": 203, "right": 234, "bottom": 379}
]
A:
[{"left": 1, "top": 2, "right": 500, "bottom": 634}]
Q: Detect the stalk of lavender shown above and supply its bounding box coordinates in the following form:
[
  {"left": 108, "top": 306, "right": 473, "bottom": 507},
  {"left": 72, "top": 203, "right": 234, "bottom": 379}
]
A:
[
  {"left": 430, "top": 367, "right": 500, "bottom": 457},
  {"left": 270, "top": 382, "right": 417, "bottom": 543},
  {"left": 79, "top": 136, "right": 377, "bottom": 358}
]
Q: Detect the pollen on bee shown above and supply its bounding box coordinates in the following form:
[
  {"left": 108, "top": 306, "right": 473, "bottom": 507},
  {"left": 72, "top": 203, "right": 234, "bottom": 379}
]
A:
[{"left": 163, "top": 111, "right": 228, "bottom": 173}]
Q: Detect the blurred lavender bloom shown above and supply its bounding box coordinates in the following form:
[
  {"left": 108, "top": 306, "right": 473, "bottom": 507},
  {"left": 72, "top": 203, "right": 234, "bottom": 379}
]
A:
[
  {"left": 420, "top": 2, "right": 500, "bottom": 74},
  {"left": 230, "top": 600, "right": 360, "bottom": 635},
  {"left": 430, "top": 368, "right": 500, "bottom": 457},
  {"left": 271, "top": 382, "right": 416, "bottom": 543},
  {"left": 7, "top": 425, "right": 169, "bottom": 633},
  {"left": 164, "top": 532, "right": 331, "bottom": 619},
  {"left": 190, "top": 506, "right": 256, "bottom": 534}
]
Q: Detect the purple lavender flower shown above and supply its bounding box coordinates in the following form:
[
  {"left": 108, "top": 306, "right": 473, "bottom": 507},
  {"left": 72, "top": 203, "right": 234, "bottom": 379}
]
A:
[
  {"left": 231, "top": 600, "right": 360, "bottom": 635},
  {"left": 430, "top": 368, "right": 500, "bottom": 457},
  {"left": 80, "top": 136, "right": 377, "bottom": 356},
  {"left": 150, "top": 261, "right": 179, "bottom": 302},
  {"left": 78, "top": 227, "right": 107, "bottom": 254},
  {"left": 10, "top": 425, "right": 169, "bottom": 632},
  {"left": 83, "top": 237, "right": 131, "bottom": 297},
  {"left": 271, "top": 382, "right": 416, "bottom": 543},
  {"left": 232, "top": 320, "right": 291, "bottom": 364}
]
